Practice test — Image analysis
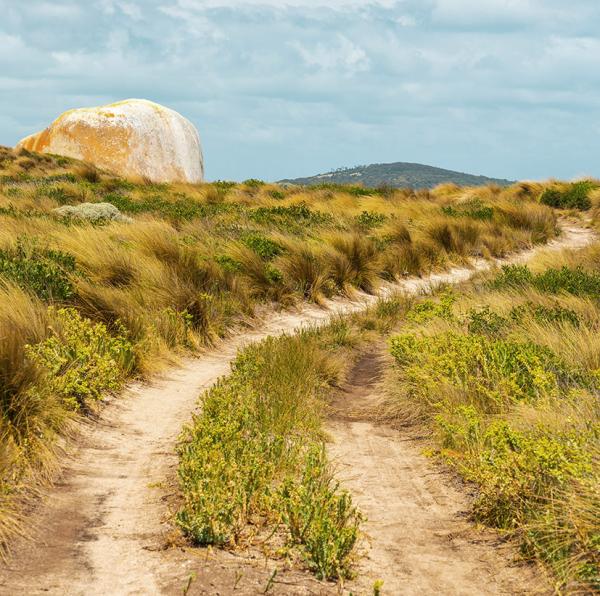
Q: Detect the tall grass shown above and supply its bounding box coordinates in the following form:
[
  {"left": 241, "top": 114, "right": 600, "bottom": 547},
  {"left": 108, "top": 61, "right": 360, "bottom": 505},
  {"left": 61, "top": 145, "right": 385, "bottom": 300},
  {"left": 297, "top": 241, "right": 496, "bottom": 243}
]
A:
[
  {"left": 380, "top": 247, "right": 600, "bottom": 592},
  {"left": 0, "top": 145, "right": 568, "bottom": 549}
]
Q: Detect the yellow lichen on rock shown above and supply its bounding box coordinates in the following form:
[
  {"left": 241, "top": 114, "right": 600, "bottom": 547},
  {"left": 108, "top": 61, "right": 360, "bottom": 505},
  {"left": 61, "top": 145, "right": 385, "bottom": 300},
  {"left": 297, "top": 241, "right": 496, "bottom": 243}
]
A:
[{"left": 16, "top": 99, "right": 204, "bottom": 183}]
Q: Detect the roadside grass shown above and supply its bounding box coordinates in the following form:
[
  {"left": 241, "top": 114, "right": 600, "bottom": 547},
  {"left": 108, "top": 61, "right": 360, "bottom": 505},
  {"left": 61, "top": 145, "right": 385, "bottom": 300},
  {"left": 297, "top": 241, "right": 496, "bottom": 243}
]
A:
[
  {"left": 381, "top": 245, "right": 600, "bottom": 592},
  {"left": 177, "top": 327, "right": 361, "bottom": 580},
  {"left": 176, "top": 298, "right": 413, "bottom": 581}
]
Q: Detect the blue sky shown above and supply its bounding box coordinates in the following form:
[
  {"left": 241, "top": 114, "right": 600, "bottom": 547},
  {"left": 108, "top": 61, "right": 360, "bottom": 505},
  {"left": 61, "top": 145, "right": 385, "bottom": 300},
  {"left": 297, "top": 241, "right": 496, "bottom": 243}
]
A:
[{"left": 1, "top": 0, "right": 599, "bottom": 182}]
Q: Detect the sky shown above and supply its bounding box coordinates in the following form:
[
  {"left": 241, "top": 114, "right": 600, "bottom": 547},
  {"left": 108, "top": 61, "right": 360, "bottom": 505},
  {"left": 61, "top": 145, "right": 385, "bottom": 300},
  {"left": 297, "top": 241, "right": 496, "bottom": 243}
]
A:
[{"left": 1, "top": 0, "right": 599, "bottom": 182}]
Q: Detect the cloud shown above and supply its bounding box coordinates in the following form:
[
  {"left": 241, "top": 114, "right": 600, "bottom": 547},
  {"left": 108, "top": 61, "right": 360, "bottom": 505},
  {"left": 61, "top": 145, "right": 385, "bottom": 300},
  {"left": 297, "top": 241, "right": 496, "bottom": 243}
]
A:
[
  {"left": 290, "top": 35, "right": 370, "bottom": 75},
  {"left": 0, "top": 0, "right": 599, "bottom": 182}
]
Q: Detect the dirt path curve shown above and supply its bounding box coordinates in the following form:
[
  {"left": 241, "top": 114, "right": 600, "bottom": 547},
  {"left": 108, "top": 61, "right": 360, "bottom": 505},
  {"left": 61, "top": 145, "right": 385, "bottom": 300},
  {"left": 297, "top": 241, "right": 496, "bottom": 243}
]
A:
[
  {"left": 0, "top": 223, "right": 593, "bottom": 595},
  {"left": 330, "top": 351, "right": 542, "bottom": 596}
]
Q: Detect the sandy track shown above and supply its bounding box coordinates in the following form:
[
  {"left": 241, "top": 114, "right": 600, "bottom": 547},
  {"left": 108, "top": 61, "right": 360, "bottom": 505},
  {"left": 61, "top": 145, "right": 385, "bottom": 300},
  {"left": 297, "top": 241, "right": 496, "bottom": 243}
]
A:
[
  {"left": 0, "top": 223, "right": 593, "bottom": 595},
  {"left": 329, "top": 351, "right": 543, "bottom": 595}
]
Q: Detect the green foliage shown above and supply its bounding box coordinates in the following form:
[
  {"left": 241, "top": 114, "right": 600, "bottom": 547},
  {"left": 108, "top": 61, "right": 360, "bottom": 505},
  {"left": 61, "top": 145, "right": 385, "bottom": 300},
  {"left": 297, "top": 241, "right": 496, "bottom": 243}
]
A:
[
  {"left": 211, "top": 180, "right": 237, "bottom": 194},
  {"left": 441, "top": 198, "right": 494, "bottom": 220},
  {"left": 0, "top": 240, "right": 76, "bottom": 301},
  {"left": 26, "top": 307, "right": 134, "bottom": 410},
  {"left": 387, "top": 283, "right": 599, "bottom": 590},
  {"left": 355, "top": 210, "right": 387, "bottom": 229},
  {"left": 540, "top": 181, "right": 595, "bottom": 210},
  {"left": 472, "top": 422, "right": 594, "bottom": 529},
  {"left": 177, "top": 332, "right": 360, "bottom": 579},
  {"left": 215, "top": 254, "right": 242, "bottom": 273},
  {"left": 242, "top": 178, "right": 266, "bottom": 187},
  {"left": 493, "top": 264, "right": 600, "bottom": 297},
  {"left": 390, "top": 331, "right": 584, "bottom": 410},
  {"left": 534, "top": 266, "right": 600, "bottom": 296},
  {"left": 407, "top": 290, "right": 456, "bottom": 323},
  {"left": 103, "top": 192, "right": 236, "bottom": 221},
  {"left": 249, "top": 202, "right": 332, "bottom": 229},
  {"left": 241, "top": 233, "right": 284, "bottom": 260},
  {"left": 278, "top": 446, "right": 362, "bottom": 580},
  {"left": 467, "top": 305, "right": 508, "bottom": 336},
  {"left": 510, "top": 302, "right": 580, "bottom": 327}
]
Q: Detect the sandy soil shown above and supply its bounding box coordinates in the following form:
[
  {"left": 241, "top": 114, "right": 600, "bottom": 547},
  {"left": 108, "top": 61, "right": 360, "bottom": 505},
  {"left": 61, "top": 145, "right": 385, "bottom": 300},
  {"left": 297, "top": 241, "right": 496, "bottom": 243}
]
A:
[
  {"left": 0, "top": 223, "right": 593, "bottom": 595},
  {"left": 329, "top": 350, "right": 546, "bottom": 596}
]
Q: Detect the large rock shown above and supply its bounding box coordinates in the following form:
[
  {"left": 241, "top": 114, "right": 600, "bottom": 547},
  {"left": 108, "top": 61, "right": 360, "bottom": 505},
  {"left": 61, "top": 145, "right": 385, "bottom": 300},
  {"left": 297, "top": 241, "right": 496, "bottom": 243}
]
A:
[{"left": 16, "top": 99, "right": 203, "bottom": 183}]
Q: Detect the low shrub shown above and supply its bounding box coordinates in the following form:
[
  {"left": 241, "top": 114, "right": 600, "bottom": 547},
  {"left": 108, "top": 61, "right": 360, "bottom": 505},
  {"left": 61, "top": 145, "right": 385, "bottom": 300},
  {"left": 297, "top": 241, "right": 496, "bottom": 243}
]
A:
[
  {"left": 540, "top": 181, "right": 595, "bottom": 210},
  {"left": 241, "top": 233, "right": 284, "bottom": 260},
  {"left": 26, "top": 307, "right": 135, "bottom": 411},
  {"left": 177, "top": 331, "right": 360, "bottom": 579},
  {"left": 355, "top": 210, "right": 387, "bottom": 229},
  {"left": 53, "top": 202, "right": 131, "bottom": 223},
  {"left": 441, "top": 198, "right": 494, "bottom": 220},
  {"left": 0, "top": 240, "right": 76, "bottom": 301},
  {"left": 278, "top": 446, "right": 361, "bottom": 580}
]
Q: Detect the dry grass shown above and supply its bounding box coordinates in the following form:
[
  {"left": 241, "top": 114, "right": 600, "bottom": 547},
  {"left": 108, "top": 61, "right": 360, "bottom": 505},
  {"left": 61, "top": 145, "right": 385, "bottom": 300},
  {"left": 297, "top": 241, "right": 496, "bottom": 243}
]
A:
[{"left": 0, "top": 144, "right": 570, "bottom": 549}]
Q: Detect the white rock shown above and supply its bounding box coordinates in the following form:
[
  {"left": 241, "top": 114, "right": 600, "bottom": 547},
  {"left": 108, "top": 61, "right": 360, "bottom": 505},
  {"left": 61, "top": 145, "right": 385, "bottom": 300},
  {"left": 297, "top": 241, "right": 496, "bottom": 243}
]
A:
[{"left": 16, "top": 99, "right": 203, "bottom": 183}]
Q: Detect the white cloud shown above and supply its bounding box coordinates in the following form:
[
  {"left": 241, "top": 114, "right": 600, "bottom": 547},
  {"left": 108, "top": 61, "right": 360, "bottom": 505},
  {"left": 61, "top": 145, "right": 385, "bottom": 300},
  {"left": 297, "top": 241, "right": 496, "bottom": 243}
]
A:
[
  {"left": 291, "top": 35, "right": 370, "bottom": 74},
  {"left": 1, "top": 0, "right": 600, "bottom": 181}
]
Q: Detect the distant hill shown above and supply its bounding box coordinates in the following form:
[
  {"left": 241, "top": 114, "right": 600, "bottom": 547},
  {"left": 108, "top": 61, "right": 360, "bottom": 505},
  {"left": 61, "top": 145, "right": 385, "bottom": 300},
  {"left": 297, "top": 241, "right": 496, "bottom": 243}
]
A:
[{"left": 279, "top": 162, "right": 513, "bottom": 189}]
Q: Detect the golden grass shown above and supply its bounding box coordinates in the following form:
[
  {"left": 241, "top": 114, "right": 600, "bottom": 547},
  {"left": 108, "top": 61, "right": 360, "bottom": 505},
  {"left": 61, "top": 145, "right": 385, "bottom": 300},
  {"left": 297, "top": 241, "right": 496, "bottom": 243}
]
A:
[{"left": 0, "top": 144, "right": 571, "bottom": 550}]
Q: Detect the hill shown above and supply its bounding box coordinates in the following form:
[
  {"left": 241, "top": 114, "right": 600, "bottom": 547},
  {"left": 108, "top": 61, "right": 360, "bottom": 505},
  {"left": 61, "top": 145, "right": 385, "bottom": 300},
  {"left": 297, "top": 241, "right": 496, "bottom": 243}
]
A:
[{"left": 279, "top": 161, "right": 514, "bottom": 189}]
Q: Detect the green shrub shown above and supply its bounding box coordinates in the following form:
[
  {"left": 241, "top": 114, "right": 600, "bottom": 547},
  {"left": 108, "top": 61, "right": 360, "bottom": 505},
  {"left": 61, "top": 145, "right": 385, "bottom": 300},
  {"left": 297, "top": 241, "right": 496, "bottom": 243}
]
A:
[
  {"left": 241, "top": 233, "right": 284, "bottom": 260},
  {"left": 441, "top": 198, "right": 494, "bottom": 220},
  {"left": 26, "top": 307, "right": 134, "bottom": 410},
  {"left": 278, "top": 446, "right": 362, "bottom": 580},
  {"left": 534, "top": 266, "right": 600, "bottom": 296},
  {"left": 540, "top": 181, "right": 595, "bottom": 210},
  {"left": 0, "top": 240, "right": 76, "bottom": 301},
  {"left": 510, "top": 302, "right": 580, "bottom": 327},
  {"left": 467, "top": 306, "right": 508, "bottom": 336},
  {"left": 390, "top": 331, "right": 583, "bottom": 410},
  {"left": 250, "top": 203, "right": 332, "bottom": 228},
  {"left": 355, "top": 210, "right": 387, "bottom": 229},
  {"left": 407, "top": 290, "right": 455, "bottom": 323},
  {"left": 490, "top": 264, "right": 534, "bottom": 289},
  {"left": 242, "top": 178, "right": 266, "bottom": 187}
]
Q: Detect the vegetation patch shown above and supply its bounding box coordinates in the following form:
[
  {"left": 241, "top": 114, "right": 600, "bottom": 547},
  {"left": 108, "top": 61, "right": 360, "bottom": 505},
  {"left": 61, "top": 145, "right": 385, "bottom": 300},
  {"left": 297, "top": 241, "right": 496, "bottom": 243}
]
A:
[
  {"left": 383, "top": 262, "right": 600, "bottom": 591},
  {"left": 177, "top": 330, "right": 361, "bottom": 580},
  {"left": 491, "top": 264, "right": 600, "bottom": 296},
  {"left": 0, "top": 240, "right": 76, "bottom": 301},
  {"left": 540, "top": 181, "right": 596, "bottom": 210}
]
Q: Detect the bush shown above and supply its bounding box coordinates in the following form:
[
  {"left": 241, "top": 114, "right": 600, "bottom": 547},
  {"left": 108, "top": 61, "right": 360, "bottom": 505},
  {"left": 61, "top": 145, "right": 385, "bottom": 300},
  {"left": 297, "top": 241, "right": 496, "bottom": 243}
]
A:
[
  {"left": 490, "top": 264, "right": 534, "bottom": 289},
  {"left": 278, "top": 446, "right": 361, "bottom": 580},
  {"left": 26, "top": 307, "right": 135, "bottom": 410},
  {"left": 389, "top": 331, "right": 584, "bottom": 411},
  {"left": 441, "top": 198, "right": 494, "bottom": 220},
  {"left": 355, "top": 210, "right": 387, "bottom": 229},
  {"left": 241, "top": 233, "right": 284, "bottom": 260},
  {"left": 0, "top": 240, "right": 76, "bottom": 301},
  {"left": 540, "top": 181, "right": 595, "bottom": 210},
  {"left": 53, "top": 202, "right": 132, "bottom": 223}
]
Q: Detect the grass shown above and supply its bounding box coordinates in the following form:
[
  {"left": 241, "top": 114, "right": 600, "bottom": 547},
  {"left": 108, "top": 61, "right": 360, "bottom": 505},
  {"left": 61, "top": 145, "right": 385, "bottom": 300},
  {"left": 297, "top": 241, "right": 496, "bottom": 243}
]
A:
[
  {"left": 0, "top": 143, "right": 583, "bottom": 557},
  {"left": 177, "top": 329, "right": 361, "bottom": 580},
  {"left": 380, "top": 248, "right": 600, "bottom": 592}
]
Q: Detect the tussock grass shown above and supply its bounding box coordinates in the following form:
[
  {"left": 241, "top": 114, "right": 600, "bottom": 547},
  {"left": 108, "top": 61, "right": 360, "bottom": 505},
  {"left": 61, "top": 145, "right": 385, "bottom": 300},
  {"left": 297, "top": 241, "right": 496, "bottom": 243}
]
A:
[
  {"left": 0, "top": 145, "right": 571, "bottom": 550},
  {"left": 380, "top": 245, "right": 600, "bottom": 592}
]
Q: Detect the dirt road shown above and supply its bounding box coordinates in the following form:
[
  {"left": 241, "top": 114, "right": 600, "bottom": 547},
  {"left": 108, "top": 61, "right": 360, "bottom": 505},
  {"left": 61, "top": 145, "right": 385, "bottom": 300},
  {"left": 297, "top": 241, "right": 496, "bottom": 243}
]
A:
[
  {"left": 0, "top": 224, "right": 592, "bottom": 595},
  {"left": 330, "top": 351, "right": 544, "bottom": 595}
]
